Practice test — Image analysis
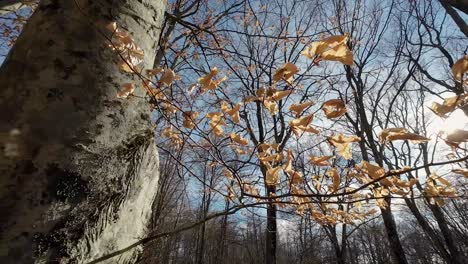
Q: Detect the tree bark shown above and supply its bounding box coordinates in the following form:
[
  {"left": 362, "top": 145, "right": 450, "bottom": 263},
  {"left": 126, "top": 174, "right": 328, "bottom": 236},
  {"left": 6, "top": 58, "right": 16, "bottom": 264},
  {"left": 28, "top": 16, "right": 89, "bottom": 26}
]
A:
[
  {"left": 442, "top": 0, "right": 468, "bottom": 14},
  {"left": 265, "top": 185, "right": 277, "bottom": 264},
  {"left": 0, "top": 0, "right": 165, "bottom": 263},
  {"left": 380, "top": 199, "right": 408, "bottom": 264}
]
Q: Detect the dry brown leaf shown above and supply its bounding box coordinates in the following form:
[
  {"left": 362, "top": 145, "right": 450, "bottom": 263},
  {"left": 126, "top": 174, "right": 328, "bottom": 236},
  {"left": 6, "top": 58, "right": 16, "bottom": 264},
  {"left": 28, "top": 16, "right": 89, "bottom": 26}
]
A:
[
  {"left": 272, "top": 90, "right": 294, "bottom": 101},
  {"left": 301, "top": 35, "right": 353, "bottom": 65},
  {"left": 289, "top": 114, "right": 319, "bottom": 136},
  {"left": 288, "top": 170, "right": 303, "bottom": 185},
  {"left": 328, "top": 134, "right": 360, "bottom": 159},
  {"left": 379, "top": 128, "right": 430, "bottom": 143},
  {"left": 322, "top": 99, "right": 347, "bottom": 119},
  {"left": 360, "top": 161, "right": 385, "bottom": 179},
  {"left": 266, "top": 166, "right": 282, "bottom": 185},
  {"left": 273, "top": 62, "right": 299, "bottom": 84},
  {"left": 264, "top": 100, "right": 279, "bottom": 115},
  {"left": 117, "top": 83, "right": 135, "bottom": 99},
  {"left": 230, "top": 132, "right": 248, "bottom": 146},
  {"left": 198, "top": 67, "right": 227, "bottom": 91},
  {"left": 289, "top": 101, "right": 314, "bottom": 117},
  {"left": 182, "top": 111, "right": 198, "bottom": 129},
  {"left": 160, "top": 68, "right": 180, "bottom": 86},
  {"left": 430, "top": 94, "right": 467, "bottom": 118},
  {"left": 452, "top": 55, "right": 468, "bottom": 81},
  {"left": 452, "top": 168, "right": 468, "bottom": 177},
  {"left": 326, "top": 168, "right": 340, "bottom": 192},
  {"left": 206, "top": 112, "right": 224, "bottom": 136},
  {"left": 221, "top": 101, "right": 241, "bottom": 123},
  {"left": 309, "top": 155, "right": 333, "bottom": 166}
]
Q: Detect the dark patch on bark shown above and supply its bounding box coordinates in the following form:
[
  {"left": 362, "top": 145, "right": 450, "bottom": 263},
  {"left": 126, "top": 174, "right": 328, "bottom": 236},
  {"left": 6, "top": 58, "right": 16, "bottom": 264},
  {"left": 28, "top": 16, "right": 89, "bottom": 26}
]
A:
[
  {"left": 46, "top": 164, "right": 89, "bottom": 204},
  {"left": 47, "top": 87, "right": 64, "bottom": 101},
  {"left": 65, "top": 49, "right": 90, "bottom": 59},
  {"left": 39, "top": 0, "right": 60, "bottom": 12},
  {"left": 47, "top": 39, "right": 56, "bottom": 47},
  {"left": 53, "top": 58, "right": 77, "bottom": 80}
]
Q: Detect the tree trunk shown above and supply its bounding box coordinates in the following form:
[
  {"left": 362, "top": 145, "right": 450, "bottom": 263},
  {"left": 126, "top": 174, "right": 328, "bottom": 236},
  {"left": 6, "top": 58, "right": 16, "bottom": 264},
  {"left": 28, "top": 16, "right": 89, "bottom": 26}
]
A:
[
  {"left": 0, "top": 0, "right": 165, "bottom": 263},
  {"left": 380, "top": 199, "right": 408, "bottom": 264},
  {"left": 404, "top": 198, "right": 451, "bottom": 261},
  {"left": 265, "top": 185, "right": 277, "bottom": 264}
]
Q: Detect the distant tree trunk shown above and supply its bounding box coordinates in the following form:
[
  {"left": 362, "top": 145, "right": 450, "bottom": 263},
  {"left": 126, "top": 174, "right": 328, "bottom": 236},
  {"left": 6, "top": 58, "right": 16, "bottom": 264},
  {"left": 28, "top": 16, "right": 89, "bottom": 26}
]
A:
[
  {"left": 0, "top": 0, "right": 165, "bottom": 263},
  {"left": 265, "top": 185, "right": 277, "bottom": 264}
]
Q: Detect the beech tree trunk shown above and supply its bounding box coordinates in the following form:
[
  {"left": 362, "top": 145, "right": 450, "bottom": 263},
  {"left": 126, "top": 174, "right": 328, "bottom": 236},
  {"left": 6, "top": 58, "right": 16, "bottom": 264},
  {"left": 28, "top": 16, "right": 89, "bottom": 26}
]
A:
[{"left": 0, "top": 0, "right": 165, "bottom": 263}]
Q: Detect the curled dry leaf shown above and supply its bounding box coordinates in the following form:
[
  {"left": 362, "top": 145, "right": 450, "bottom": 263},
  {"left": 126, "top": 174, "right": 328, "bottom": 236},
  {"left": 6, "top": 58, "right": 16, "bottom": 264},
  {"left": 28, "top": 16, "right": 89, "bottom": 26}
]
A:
[
  {"left": 273, "top": 62, "right": 299, "bottom": 84},
  {"left": 360, "top": 161, "right": 385, "bottom": 179},
  {"left": 198, "top": 67, "right": 227, "bottom": 91},
  {"left": 266, "top": 166, "right": 282, "bottom": 185},
  {"left": 328, "top": 134, "right": 360, "bottom": 160},
  {"left": 430, "top": 94, "right": 467, "bottom": 118},
  {"left": 162, "top": 102, "right": 177, "bottom": 115},
  {"left": 288, "top": 170, "right": 303, "bottom": 185},
  {"left": 206, "top": 112, "right": 224, "bottom": 137},
  {"left": 452, "top": 168, "right": 468, "bottom": 177},
  {"left": 117, "top": 83, "right": 135, "bottom": 99},
  {"left": 289, "top": 114, "right": 319, "bottom": 136},
  {"left": 326, "top": 168, "right": 340, "bottom": 192},
  {"left": 230, "top": 132, "right": 248, "bottom": 146},
  {"left": 263, "top": 100, "right": 279, "bottom": 115},
  {"left": 452, "top": 55, "right": 468, "bottom": 81},
  {"left": 162, "top": 126, "right": 182, "bottom": 146},
  {"left": 309, "top": 155, "right": 333, "bottom": 166},
  {"left": 259, "top": 152, "right": 283, "bottom": 164},
  {"left": 272, "top": 90, "right": 294, "bottom": 101},
  {"left": 301, "top": 35, "right": 353, "bottom": 65},
  {"left": 183, "top": 111, "right": 199, "bottom": 129},
  {"left": 379, "top": 128, "right": 430, "bottom": 144},
  {"left": 257, "top": 143, "right": 271, "bottom": 153},
  {"left": 360, "top": 161, "right": 393, "bottom": 187},
  {"left": 322, "top": 99, "right": 347, "bottom": 119},
  {"left": 145, "top": 67, "right": 163, "bottom": 77},
  {"left": 283, "top": 150, "right": 294, "bottom": 172},
  {"left": 160, "top": 68, "right": 180, "bottom": 86},
  {"left": 289, "top": 101, "right": 314, "bottom": 117},
  {"left": 107, "top": 23, "right": 144, "bottom": 73},
  {"left": 221, "top": 101, "right": 241, "bottom": 123}
]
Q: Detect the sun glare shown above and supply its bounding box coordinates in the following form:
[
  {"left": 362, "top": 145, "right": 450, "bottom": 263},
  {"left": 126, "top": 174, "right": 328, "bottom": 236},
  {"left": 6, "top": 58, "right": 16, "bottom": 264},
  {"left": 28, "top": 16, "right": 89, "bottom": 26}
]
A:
[{"left": 434, "top": 109, "right": 468, "bottom": 134}]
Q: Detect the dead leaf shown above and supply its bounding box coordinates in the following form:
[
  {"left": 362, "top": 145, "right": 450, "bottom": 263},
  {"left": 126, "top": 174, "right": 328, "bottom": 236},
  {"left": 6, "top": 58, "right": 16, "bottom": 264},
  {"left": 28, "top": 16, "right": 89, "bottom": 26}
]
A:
[
  {"left": 379, "top": 128, "right": 430, "bottom": 143},
  {"left": 301, "top": 35, "right": 353, "bottom": 65},
  {"left": 289, "top": 101, "right": 314, "bottom": 117},
  {"left": 230, "top": 132, "right": 248, "bottom": 146},
  {"left": 452, "top": 55, "right": 468, "bottom": 81},
  {"left": 309, "top": 155, "right": 333, "bottom": 166},
  {"left": 221, "top": 101, "right": 241, "bottom": 123},
  {"left": 326, "top": 168, "right": 340, "bottom": 192},
  {"left": 160, "top": 68, "right": 180, "bottom": 86},
  {"left": 117, "top": 83, "right": 135, "bottom": 98},
  {"left": 198, "top": 67, "right": 227, "bottom": 91},
  {"left": 266, "top": 166, "right": 282, "bottom": 185},
  {"left": 328, "top": 134, "right": 360, "bottom": 159},
  {"left": 273, "top": 62, "right": 299, "bottom": 84},
  {"left": 322, "top": 99, "right": 347, "bottom": 119},
  {"left": 183, "top": 111, "right": 198, "bottom": 129}
]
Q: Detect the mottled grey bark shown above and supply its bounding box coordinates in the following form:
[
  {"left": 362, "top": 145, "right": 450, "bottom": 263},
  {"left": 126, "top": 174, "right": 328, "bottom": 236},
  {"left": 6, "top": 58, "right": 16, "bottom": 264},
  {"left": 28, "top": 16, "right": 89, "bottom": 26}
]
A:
[{"left": 0, "top": 0, "right": 165, "bottom": 263}]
